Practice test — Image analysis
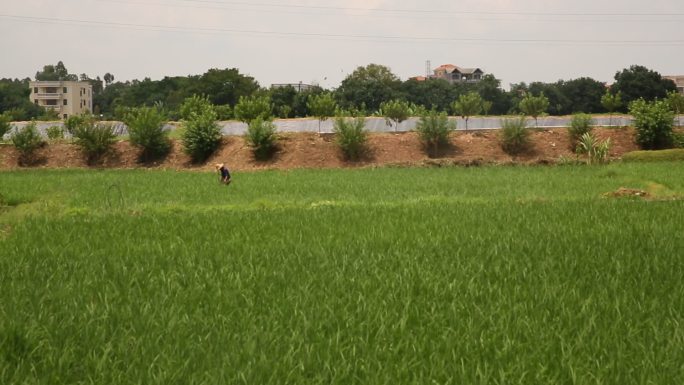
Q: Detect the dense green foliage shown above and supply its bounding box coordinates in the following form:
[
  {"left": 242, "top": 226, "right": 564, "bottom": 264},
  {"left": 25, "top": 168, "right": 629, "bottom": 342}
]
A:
[
  {"left": 5, "top": 62, "right": 679, "bottom": 122},
  {"left": 611, "top": 65, "right": 677, "bottom": 109},
  {"left": 0, "top": 78, "right": 44, "bottom": 121},
  {"left": 667, "top": 91, "right": 684, "bottom": 127},
  {"left": 500, "top": 116, "right": 531, "bottom": 154},
  {"left": 245, "top": 117, "right": 278, "bottom": 160},
  {"left": 333, "top": 116, "right": 368, "bottom": 160},
  {"left": 45, "top": 126, "right": 64, "bottom": 141},
  {"left": 0, "top": 113, "right": 11, "bottom": 139},
  {"left": 10, "top": 122, "right": 44, "bottom": 161},
  {"left": 123, "top": 107, "right": 171, "bottom": 159},
  {"left": 415, "top": 110, "right": 454, "bottom": 154},
  {"left": 336, "top": 64, "right": 402, "bottom": 112},
  {"left": 629, "top": 99, "right": 675, "bottom": 150},
  {"left": 72, "top": 122, "right": 117, "bottom": 162},
  {"left": 180, "top": 98, "right": 221, "bottom": 162},
  {"left": 568, "top": 113, "right": 594, "bottom": 146},
  {"left": 233, "top": 95, "right": 272, "bottom": 124},
  {"left": 1, "top": 165, "right": 684, "bottom": 384}
]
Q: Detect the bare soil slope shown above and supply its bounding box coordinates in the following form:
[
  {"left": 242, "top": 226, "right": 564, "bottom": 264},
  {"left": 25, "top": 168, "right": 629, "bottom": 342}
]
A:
[{"left": 0, "top": 128, "right": 639, "bottom": 171}]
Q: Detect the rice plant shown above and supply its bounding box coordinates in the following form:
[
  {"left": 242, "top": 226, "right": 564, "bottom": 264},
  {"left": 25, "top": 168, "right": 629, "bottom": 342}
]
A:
[{"left": 1, "top": 164, "right": 684, "bottom": 385}]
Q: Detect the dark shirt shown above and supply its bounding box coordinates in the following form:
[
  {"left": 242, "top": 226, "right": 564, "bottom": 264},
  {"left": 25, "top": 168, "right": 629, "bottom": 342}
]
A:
[{"left": 220, "top": 167, "right": 230, "bottom": 179}]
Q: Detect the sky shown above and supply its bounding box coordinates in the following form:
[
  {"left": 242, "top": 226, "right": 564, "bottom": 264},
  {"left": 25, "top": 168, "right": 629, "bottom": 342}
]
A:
[{"left": 1, "top": 0, "right": 683, "bottom": 90}]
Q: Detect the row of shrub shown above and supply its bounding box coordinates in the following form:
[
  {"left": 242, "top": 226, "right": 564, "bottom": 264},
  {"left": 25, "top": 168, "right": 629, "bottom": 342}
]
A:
[{"left": 2, "top": 95, "right": 680, "bottom": 166}]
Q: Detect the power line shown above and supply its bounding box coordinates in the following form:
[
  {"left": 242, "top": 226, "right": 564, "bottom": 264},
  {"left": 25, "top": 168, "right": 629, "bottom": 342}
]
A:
[
  {"left": 170, "top": 0, "right": 684, "bottom": 17},
  {"left": 93, "top": 0, "right": 684, "bottom": 23},
  {"left": 2, "top": 14, "right": 683, "bottom": 46}
]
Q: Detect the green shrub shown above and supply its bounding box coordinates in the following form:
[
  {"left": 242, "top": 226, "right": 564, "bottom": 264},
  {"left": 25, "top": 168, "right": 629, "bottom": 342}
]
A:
[
  {"left": 64, "top": 114, "right": 95, "bottom": 136},
  {"left": 568, "top": 113, "right": 594, "bottom": 145},
  {"left": 181, "top": 101, "right": 221, "bottom": 162},
  {"left": 0, "top": 113, "right": 12, "bottom": 140},
  {"left": 415, "top": 111, "right": 454, "bottom": 155},
  {"left": 234, "top": 95, "right": 272, "bottom": 124},
  {"left": 215, "top": 104, "right": 233, "bottom": 121},
  {"left": 576, "top": 132, "right": 611, "bottom": 164},
  {"left": 245, "top": 117, "right": 278, "bottom": 160},
  {"left": 629, "top": 99, "right": 675, "bottom": 150},
  {"left": 500, "top": 116, "right": 530, "bottom": 154},
  {"left": 73, "top": 121, "right": 117, "bottom": 162},
  {"left": 124, "top": 107, "right": 171, "bottom": 160},
  {"left": 622, "top": 149, "right": 684, "bottom": 162},
  {"left": 11, "top": 122, "right": 45, "bottom": 163},
  {"left": 333, "top": 116, "right": 367, "bottom": 160},
  {"left": 46, "top": 126, "right": 64, "bottom": 141},
  {"left": 179, "top": 95, "right": 212, "bottom": 121}
]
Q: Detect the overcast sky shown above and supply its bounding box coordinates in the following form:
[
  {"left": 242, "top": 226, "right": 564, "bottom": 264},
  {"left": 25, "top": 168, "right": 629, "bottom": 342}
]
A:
[{"left": 1, "top": 0, "right": 682, "bottom": 90}]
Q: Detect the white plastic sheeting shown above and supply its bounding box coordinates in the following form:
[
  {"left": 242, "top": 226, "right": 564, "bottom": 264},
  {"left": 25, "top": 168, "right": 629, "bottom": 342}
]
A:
[{"left": 4, "top": 115, "right": 680, "bottom": 139}]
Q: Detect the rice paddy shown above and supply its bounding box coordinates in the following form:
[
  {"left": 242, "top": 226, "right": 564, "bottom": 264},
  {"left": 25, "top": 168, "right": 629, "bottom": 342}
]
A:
[{"left": 1, "top": 163, "right": 683, "bottom": 384}]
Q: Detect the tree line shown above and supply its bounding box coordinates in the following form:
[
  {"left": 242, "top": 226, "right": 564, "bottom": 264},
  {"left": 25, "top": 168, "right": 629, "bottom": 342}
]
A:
[{"left": 0, "top": 61, "right": 679, "bottom": 122}]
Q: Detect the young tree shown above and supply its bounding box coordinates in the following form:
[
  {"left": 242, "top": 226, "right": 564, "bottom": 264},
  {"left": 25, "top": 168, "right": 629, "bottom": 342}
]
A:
[
  {"left": 11, "top": 122, "right": 45, "bottom": 165},
  {"left": 481, "top": 100, "right": 493, "bottom": 116},
  {"left": 307, "top": 93, "right": 337, "bottom": 134},
  {"left": 234, "top": 95, "right": 272, "bottom": 124},
  {"left": 518, "top": 92, "right": 549, "bottom": 127},
  {"left": 666, "top": 90, "right": 684, "bottom": 127},
  {"left": 380, "top": 99, "right": 410, "bottom": 132},
  {"left": 451, "top": 92, "right": 483, "bottom": 131},
  {"left": 601, "top": 90, "right": 622, "bottom": 127}
]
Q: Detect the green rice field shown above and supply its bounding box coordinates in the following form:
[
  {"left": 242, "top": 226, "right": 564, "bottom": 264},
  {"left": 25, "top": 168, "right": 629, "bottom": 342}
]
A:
[{"left": 1, "top": 163, "right": 684, "bottom": 384}]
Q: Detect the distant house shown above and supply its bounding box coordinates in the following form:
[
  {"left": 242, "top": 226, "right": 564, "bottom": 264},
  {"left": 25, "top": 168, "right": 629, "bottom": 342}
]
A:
[
  {"left": 664, "top": 75, "right": 684, "bottom": 94},
  {"left": 432, "top": 64, "right": 484, "bottom": 84},
  {"left": 270, "top": 82, "right": 315, "bottom": 92},
  {"left": 29, "top": 80, "right": 93, "bottom": 119}
]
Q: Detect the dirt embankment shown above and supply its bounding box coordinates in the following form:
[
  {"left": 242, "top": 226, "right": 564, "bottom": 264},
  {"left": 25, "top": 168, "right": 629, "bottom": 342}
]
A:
[{"left": 0, "top": 128, "right": 639, "bottom": 171}]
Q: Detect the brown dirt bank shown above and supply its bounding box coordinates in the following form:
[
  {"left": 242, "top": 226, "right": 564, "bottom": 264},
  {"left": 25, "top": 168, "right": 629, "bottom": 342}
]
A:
[{"left": 0, "top": 128, "right": 639, "bottom": 172}]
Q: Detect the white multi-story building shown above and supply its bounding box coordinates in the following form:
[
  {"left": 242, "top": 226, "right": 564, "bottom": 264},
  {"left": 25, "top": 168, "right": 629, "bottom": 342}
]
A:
[{"left": 29, "top": 81, "right": 93, "bottom": 119}]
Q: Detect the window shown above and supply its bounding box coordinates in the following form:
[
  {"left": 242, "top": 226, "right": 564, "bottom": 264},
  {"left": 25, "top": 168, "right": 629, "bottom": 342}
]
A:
[
  {"left": 63, "top": 114, "right": 68, "bottom": 119},
  {"left": 63, "top": 87, "right": 68, "bottom": 93},
  {"left": 63, "top": 99, "right": 68, "bottom": 106},
  {"left": 34, "top": 99, "right": 38, "bottom": 105},
  {"left": 46, "top": 100, "right": 57, "bottom": 106},
  {"left": 33, "top": 87, "right": 38, "bottom": 93}
]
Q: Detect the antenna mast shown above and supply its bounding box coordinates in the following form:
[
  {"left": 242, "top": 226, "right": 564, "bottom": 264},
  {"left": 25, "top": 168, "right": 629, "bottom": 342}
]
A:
[{"left": 425, "top": 60, "right": 431, "bottom": 78}]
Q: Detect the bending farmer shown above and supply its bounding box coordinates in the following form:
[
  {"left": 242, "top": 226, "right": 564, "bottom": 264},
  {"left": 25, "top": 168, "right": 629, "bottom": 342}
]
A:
[{"left": 215, "top": 163, "right": 231, "bottom": 185}]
